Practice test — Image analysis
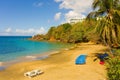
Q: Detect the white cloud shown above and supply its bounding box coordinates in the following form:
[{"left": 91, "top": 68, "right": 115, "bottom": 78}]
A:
[
  {"left": 54, "top": 12, "right": 62, "bottom": 21},
  {"left": 0, "top": 32, "right": 11, "bottom": 36},
  {"left": 0, "top": 28, "right": 12, "bottom": 35},
  {"left": 65, "top": 10, "right": 85, "bottom": 22},
  {"left": 5, "top": 27, "right": 12, "bottom": 33},
  {"left": 54, "top": 0, "right": 62, "bottom": 2},
  {"left": 33, "top": 2, "right": 43, "bottom": 7},
  {"left": 55, "top": 0, "right": 93, "bottom": 22},
  {"left": 0, "top": 27, "right": 46, "bottom": 36},
  {"left": 35, "top": 27, "right": 45, "bottom": 34},
  {"left": 15, "top": 27, "right": 45, "bottom": 35}
]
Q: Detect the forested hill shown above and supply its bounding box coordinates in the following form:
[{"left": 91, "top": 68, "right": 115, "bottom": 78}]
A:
[{"left": 31, "top": 19, "right": 100, "bottom": 43}]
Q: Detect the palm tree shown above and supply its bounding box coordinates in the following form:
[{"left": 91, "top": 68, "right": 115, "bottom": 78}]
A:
[
  {"left": 88, "top": 0, "right": 120, "bottom": 18},
  {"left": 87, "top": 0, "right": 120, "bottom": 48}
]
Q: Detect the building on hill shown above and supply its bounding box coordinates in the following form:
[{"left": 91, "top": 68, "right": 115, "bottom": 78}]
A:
[{"left": 69, "top": 18, "right": 85, "bottom": 24}]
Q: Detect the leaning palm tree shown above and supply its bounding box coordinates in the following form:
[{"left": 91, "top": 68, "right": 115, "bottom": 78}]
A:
[{"left": 87, "top": 0, "right": 120, "bottom": 48}]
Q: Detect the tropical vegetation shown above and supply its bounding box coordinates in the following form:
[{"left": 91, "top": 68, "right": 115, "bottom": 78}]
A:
[
  {"left": 87, "top": 0, "right": 120, "bottom": 47},
  {"left": 106, "top": 49, "right": 120, "bottom": 80},
  {"left": 32, "top": 19, "right": 98, "bottom": 43},
  {"left": 87, "top": 0, "right": 120, "bottom": 80}
]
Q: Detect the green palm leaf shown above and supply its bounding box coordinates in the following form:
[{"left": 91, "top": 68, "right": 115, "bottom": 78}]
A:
[{"left": 87, "top": 0, "right": 120, "bottom": 47}]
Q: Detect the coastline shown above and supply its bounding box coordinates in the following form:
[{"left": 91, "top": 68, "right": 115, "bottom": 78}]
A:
[
  {"left": 0, "top": 42, "right": 108, "bottom": 80},
  {"left": 0, "top": 50, "right": 63, "bottom": 70},
  {"left": 0, "top": 43, "right": 73, "bottom": 71},
  {"left": 0, "top": 45, "right": 71, "bottom": 71}
]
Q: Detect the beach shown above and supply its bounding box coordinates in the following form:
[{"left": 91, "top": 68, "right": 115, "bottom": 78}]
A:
[{"left": 0, "top": 42, "right": 108, "bottom": 80}]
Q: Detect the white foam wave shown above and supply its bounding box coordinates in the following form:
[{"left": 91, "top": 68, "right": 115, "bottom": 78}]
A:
[{"left": 26, "top": 56, "right": 37, "bottom": 59}]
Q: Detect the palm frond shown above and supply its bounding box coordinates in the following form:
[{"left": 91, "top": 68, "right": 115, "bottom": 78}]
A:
[
  {"left": 87, "top": 0, "right": 120, "bottom": 46},
  {"left": 92, "top": 0, "right": 100, "bottom": 10},
  {"left": 114, "top": 0, "right": 120, "bottom": 9},
  {"left": 87, "top": 12, "right": 97, "bottom": 18}
]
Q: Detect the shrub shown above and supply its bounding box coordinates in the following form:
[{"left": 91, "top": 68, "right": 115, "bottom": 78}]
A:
[{"left": 106, "top": 50, "right": 120, "bottom": 80}]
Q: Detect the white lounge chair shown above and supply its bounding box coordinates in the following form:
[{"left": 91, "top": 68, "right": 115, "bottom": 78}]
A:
[{"left": 24, "top": 69, "right": 43, "bottom": 78}]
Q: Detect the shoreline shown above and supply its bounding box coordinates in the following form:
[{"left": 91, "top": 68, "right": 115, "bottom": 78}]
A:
[
  {"left": 0, "top": 45, "right": 73, "bottom": 71},
  {"left": 0, "top": 36, "right": 74, "bottom": 64},
  {"left": 0, "top": 50, "right": 63, "bottom": 70},
  {"left": 0, "top": 42, "right": 108, "bottom": 80}
]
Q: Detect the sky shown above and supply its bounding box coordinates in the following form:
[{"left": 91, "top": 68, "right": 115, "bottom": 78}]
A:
[{"left": 0, "top": 0, "right": 93, "bottom": 36}]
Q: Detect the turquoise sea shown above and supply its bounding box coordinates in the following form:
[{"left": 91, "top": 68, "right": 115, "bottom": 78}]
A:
[{"left": 0, "top": 36, "right": 72, "bottom": 63}]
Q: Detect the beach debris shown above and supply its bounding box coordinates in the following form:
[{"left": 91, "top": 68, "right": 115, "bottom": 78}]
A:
[
  {"left": 24, "top": 69, "right": 43, "bottom": 78},
  {"left": 64, "top": 48, "right": 69, "bottom": 50},
  {"left": 99, "top": 61, "right": 105, "bottom": 65},
  {"left": 93, "top": 53, "right": 109, "bottom": 65}
]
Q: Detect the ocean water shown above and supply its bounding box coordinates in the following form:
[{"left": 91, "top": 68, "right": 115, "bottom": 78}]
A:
[{"left": 0, "top": 36, "right": 72, "bottom": 62}]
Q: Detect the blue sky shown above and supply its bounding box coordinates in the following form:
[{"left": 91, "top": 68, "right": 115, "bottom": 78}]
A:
[{"left": 0, "top": 0, "right": 93, "bottom": 36}]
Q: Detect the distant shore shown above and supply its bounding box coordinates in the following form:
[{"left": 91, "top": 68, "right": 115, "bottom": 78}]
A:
[{"left": 0, "top": 42, "right": 108, "bottom": 80}]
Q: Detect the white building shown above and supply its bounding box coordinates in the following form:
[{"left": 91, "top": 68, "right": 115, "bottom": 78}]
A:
[{"left": 69, "top": 18, "right": 84, "bottom": 24}]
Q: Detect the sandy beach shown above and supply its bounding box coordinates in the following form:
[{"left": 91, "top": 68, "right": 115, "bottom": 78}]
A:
[{"left": 0, "top": 42, "right": 108, "bottom": 80}]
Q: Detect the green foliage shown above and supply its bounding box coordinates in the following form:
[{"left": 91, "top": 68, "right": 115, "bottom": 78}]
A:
[
  {"left": 45, "top": 19, "right": 98, "bottom": 43},
  {"left": 33, "top": 19, "right": 99, "bottom": 43},
  {"left": 69, "top": 31, "right": 84, "bottom": 43},
  {"left": 87, "top": 0, "right": 120, "bottom": 18},
  {"left": 46, "top": 26, "right": 56, "bottom": 40},
  {"left": 88, "top": 0, "right": 120, "bottom": 47},
  {"left": 106, "top": 55, "right": 120, "bottom": 80},
  {"left": 105, "top": 49, "right": 120, "bottom": 80},
  {"left": 95, "top": 15, "right": 120, "bottom": 46},
  {"left": 31, "top": 34, "right": 45, "bottom": 40},
  {"left": 55, "top": 23, "right": 72, "bottom": 42},
  {"left": 69, "top": 22, "right": 85, "bottom": 43},
  {"left": 83, "top": 19, "right": 101, "bottom": 43}
]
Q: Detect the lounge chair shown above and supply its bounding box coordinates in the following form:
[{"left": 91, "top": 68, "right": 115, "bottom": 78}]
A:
[{"left": 24, "top": 69, "right": 43, "bottom": 78}]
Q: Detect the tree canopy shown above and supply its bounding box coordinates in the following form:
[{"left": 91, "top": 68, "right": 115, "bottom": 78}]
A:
[{"left": 88, "top": 0, "right": 120, "bottom": 47}]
